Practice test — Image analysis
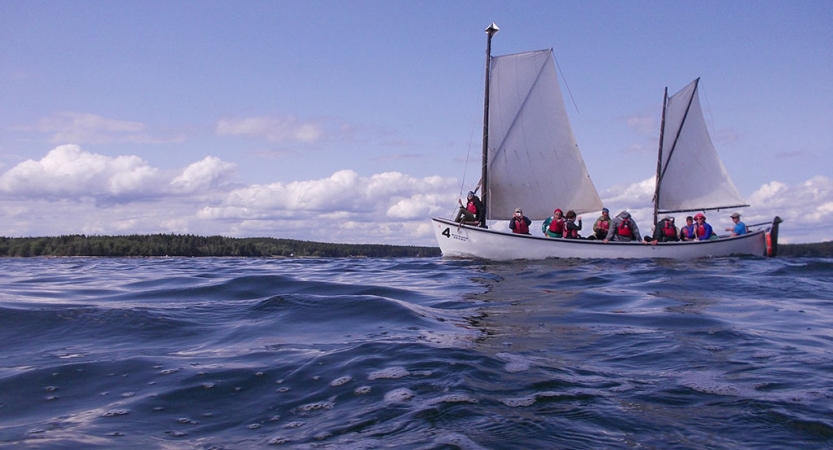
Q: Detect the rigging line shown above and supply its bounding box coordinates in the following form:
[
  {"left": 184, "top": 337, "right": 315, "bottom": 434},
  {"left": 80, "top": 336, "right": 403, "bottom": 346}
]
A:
[
  {"left": 553, "top": 52, "right": 579, "bottom": 114},
  {"left": 459, "top": 52, "right": 489, "bottom": 199},
  {"left": 701, "top": 80, "right": 717, "bottom": 137}
]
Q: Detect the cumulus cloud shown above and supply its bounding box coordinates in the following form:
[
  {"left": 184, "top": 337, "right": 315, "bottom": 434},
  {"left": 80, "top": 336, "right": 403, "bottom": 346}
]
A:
[
  {"left": 0, "top": 145, "right": 238, "bottom": 203},
  {"left": 171, "top": 156, "right": 238, "bottom": 193},
  {"left": 1, "top": 144, "right": 829, "bottom": 245}
]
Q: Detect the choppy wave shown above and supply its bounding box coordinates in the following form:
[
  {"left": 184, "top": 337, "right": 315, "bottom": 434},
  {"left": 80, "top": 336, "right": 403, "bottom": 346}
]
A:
[{"left": 1, "top": 256, "right": 832, "bottom": 449}]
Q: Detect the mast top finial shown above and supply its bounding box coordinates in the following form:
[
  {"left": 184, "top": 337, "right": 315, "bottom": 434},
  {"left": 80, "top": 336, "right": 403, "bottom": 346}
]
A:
[{"left": 485, "top": 23, "right": 499, "bottom": 35}]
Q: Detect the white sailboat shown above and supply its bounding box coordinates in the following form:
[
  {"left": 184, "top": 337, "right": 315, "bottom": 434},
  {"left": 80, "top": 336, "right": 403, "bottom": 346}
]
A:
[{"left": 430, "top": 24, "right": 781, "bottom": 260}]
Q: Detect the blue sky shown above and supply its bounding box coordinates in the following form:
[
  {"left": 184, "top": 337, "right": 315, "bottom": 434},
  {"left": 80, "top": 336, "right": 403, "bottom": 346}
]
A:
[{"left": 2, "top": 1, "right": 831, "bottom": 245}]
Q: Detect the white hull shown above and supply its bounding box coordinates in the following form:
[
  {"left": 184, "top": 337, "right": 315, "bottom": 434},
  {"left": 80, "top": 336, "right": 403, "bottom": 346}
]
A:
[{"left": 431, "top": 217, "right": 770, "bottom": 260}]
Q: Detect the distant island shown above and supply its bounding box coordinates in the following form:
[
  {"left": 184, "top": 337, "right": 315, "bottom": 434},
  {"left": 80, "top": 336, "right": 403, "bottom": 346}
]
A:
[
  {"left": 0, "top": 234, "right": 441, "bottom": 258},
  {"left": 0, "top": 234, "right": 829, "bottom": 258}
]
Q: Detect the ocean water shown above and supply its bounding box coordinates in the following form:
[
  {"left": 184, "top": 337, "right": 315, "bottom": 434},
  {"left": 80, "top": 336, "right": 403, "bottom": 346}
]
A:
[{"left": 0, "top": 256, "right": 831, "bottom": 449}]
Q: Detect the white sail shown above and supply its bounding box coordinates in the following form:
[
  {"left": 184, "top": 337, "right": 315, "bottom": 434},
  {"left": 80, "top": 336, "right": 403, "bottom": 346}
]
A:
[
  {"left": 656, "top": 79, "right": 747, "bottom": 213},
  {"left": 486, "top": 50, "right": 602, "bottom": 221}
]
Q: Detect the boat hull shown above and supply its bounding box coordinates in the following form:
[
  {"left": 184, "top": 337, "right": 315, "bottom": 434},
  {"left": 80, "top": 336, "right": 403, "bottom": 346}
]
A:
[{"left": 431, "top": 217, "right": 771, "bottom": 260}]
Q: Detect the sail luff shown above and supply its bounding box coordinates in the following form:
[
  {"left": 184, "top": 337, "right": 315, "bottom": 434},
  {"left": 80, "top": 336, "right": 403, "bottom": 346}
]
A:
[{"left": 653, "top": 86, "right": 669, "bottom": 226}]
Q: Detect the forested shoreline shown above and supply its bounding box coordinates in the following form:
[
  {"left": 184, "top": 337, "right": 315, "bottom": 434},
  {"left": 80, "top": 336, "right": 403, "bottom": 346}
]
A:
[
  {"left": 0, "top": 234, "right": 441, "bottom": 258},
  {"left": 0, "top": 234, "right": 829, "bottom": 258}
]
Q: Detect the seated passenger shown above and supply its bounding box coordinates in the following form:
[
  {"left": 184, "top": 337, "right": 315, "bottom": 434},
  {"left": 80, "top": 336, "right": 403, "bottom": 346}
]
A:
[
  {"left": 647, "top": 215, "right": 679, "bottom": 245},
  {"left": 564, "top": 210, "right": 582, "bottom": 239},
  {"left": 453, "top": 191, "right": 485, "bottom": 227},
  {"left": 725, "top": 212, "right": 747, "bottom": 236},
  {"left": 588, "top": 208, "right": 610, "bottom": 240},
  {"left": 603, "top": 211, "right": 642, "bottom": 243},
  {"left": 509, "top": 208, "right": 532, "bottom": 234},
  {"left": 542, "top": 209, "right": 565, "bottom": 238},
  {"left": 679, "top": 216, "right": 696, "bottom": 241},
  {"left": 693, "top": 213, "right": 717, "bottom": 240}
]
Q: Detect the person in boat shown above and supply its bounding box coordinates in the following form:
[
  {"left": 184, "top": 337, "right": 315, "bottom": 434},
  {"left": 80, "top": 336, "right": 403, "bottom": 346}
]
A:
[
  {"left": 588, "top": 208, "right": 611, "bottom": 240},
  {"left": 542, "top": 208, "right": 566, "bottom": 238},
  {"left": 646, "top": 215, "right": 679, "bottom": 245},
  {"left": 454, "top": 191, "right": 485, "bottom": 226},
  {"left": 509, "top": 208, "right": 532, "bottom": 235},
  {"left": 564, "top": 210, "right": 583, "bottom": 239},
  {"left": 679, "top": 216, "right": 696, "bottom": 241},
  {"left": 603, "top": 211, "right": 642, "bottom": 243},
  {"left": 725, "top": 212, "right": 747, "bottom": 236},
  {"left": 693, "top": 213, "right": 717, "bottom": 240}
]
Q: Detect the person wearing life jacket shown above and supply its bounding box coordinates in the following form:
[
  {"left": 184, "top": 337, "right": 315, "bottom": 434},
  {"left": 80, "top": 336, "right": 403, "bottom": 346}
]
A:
[
  {"left": 509, "top": 207, "right": 532, "bottom": 235},
  {"left": 564, "top": 210, "right": 583, "bottom": 239},
  {"left": 603, "top": 210, "right": 642, "bottom": 243},
  {"left": 453, "top": 191, "right": 486, "bottom": 227},
  {"left": 725, "top": 212, "right": 748, "bottom": 236},
  {"left": 647, "top": 215, "right": 679, "bottom": 245},
  {"left": 589, "top": 207, "right": 611, "bottom": 240},
  {"left": 679, "top": 216, "right": 696, "bottom": 241},
  {"left": 542, "top": 209, "right": 565, "bottom": 238},
  {"left": 693, "top": 213, "right": 717, "bottom": 240}
]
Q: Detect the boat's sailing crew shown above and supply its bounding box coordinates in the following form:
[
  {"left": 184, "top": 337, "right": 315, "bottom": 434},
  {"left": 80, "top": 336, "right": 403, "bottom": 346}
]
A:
[
  {"left": 564, "top": 210, "right": 583, "bottom": 239},
  {"left": 693, "top": 213, "right": 717, "bottom": 240},
  {"left": 647, "top": 216, "right": 679, "bottom": 244},
  {"left": 603, "top": 211, "right": 642, "bottom": 243},
  {"left": 509, "top": 208, "right": 532, "bottom": 234},
  {"left": 588, "top": 208, "right": 611, "bottom": 240},
  {"left": 454, "top": 191, "right": 485, "bottom": 226},
  {"left": 726, "top": 212, "right": 747, "bottom": 236},
  {"left": 542, "top": 209, "right": 565, "bottom": 238},
  {"left": 679, "top": 216, "right": 696, "bottom": 241}
]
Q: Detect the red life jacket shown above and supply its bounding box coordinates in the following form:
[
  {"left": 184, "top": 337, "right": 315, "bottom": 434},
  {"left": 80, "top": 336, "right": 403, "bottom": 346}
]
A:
[
  {"left": 565, "top": 222, "right": 579, "bottom": 239},
  {"left": 513, "top": 219, "right": 530, "bottom": 234},
  {"left": 662, "top": 221, "right": 676, "bottom": 238},
  {"left": 696, "top": 224, "right": 707, "bottom": 239},
  {"left": 466, "top": 201, "right": 477, "bottom": 214},
  {"left": 617, "top": 218, "right": 633, "bottom": 237},
  {"left": 548, "top": 218, "right": 565, "bottom": 234},
  {"left": 598, "top": 219, "right": 609, "bottom": 232}
]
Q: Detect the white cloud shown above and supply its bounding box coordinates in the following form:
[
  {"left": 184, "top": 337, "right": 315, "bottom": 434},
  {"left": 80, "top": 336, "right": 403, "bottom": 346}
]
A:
[
  {"left": 14, "top": 111, "right": 186, "bottom": 144},
  {"left": 0, "top": 144, "right": 162, "bottom": 198},
  {"left": 170, "top": 156, "right": 238, "bottom": 193},
  {"left": 0, "top": 145, "right": 829, "bottom": 245},
  {"left": 216, "top": 116, "right": 324, "bottom": 143}
]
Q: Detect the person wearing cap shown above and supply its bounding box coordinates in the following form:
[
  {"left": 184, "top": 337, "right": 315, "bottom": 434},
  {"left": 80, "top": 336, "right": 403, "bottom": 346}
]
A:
[
  {"left": 542, "top": 208, "right": 565, "bottom": 238},
  {"left": 726, "top": 212, "right": 747, "bottom": 236},
  {"left": 453, "top": 191, "right": 485, "bottom": 226},
  {"left": 589, "top": 208, "right": 611, "bottom": 240},
  {"left": 647, "top": 215, "right": 679, "bottom": 245},
  {"left": 509, "top": 207, "right": 532, "bottom": 234},
  {"left": 693, "top": 213, "right": 717, "bottom": 240},
  {"left": 679, "top": 216, "right": 696, "bottom": 241},
  {"left": 603, "top": 210, "right": 642, "bottom": 243}
]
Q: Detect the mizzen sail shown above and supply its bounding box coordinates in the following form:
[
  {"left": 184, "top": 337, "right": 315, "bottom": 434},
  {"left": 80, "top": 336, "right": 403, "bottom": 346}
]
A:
[
  {"left": 656, "top": 78, "right": 747, "bottom": 214},
  {"left": 486, "top": 50, "right": 602, "bottom": 221}
]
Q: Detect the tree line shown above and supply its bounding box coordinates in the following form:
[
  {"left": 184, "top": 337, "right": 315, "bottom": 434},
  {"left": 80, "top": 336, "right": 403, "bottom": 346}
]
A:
[
  {"left": 0, "top": 234, "right": 442, "bottom": 258},
  {"left": 0, "top": 234, "right": 828, "bottom": 258}
]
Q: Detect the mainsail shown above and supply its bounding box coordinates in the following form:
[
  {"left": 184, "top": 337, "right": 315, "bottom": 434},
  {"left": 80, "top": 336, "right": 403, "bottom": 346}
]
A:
[
  {"left": 485, "top": 50, "right": 602, "bottom": 221},
  {"left": 655, "top": 78, "right": 747, "bottom": 214}
]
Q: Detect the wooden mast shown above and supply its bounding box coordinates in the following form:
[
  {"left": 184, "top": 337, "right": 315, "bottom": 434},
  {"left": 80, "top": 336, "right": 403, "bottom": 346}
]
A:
[
  {"left": 480, "top": 23, "right": 499, "bottom": 227},
  {"left": 653, "top": 86, "right": 669, "bottom": 227}
]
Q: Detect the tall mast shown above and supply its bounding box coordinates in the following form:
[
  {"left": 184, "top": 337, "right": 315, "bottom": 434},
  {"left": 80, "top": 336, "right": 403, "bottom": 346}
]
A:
[
  {"left": 480, "top": 23, "right": 499, "bottom": 227},
  {"left": 653, "top": 86, "right": 668, "bottom": 226}
]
